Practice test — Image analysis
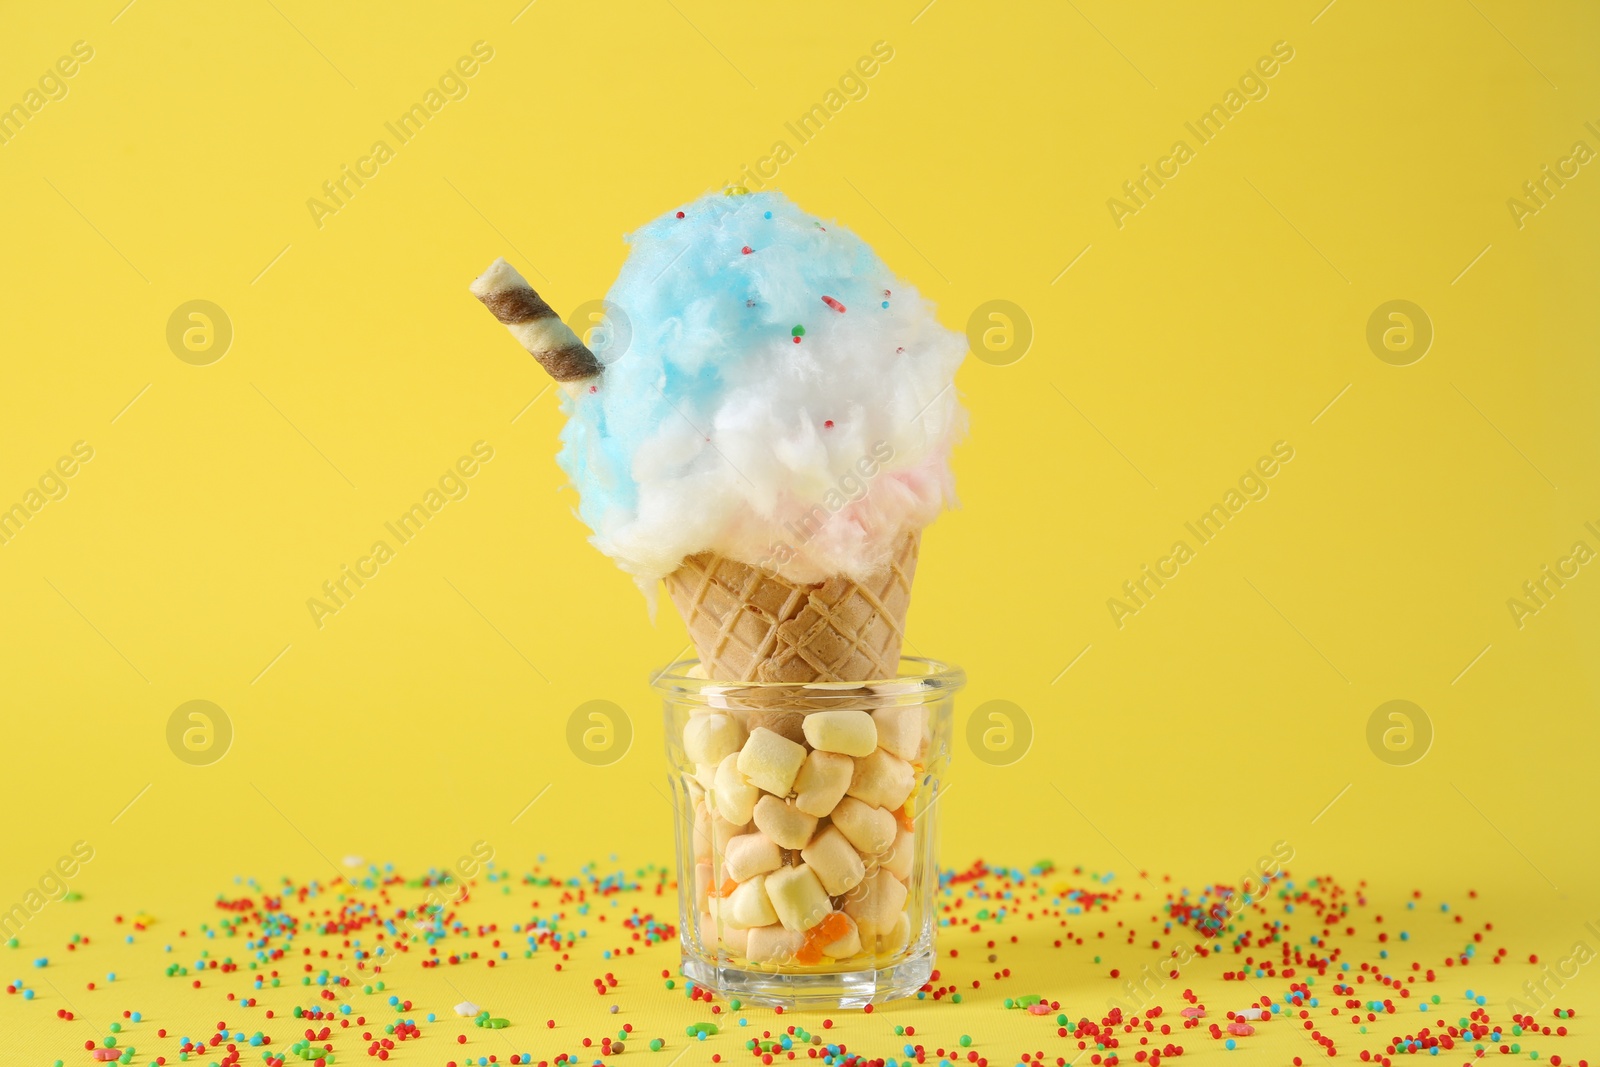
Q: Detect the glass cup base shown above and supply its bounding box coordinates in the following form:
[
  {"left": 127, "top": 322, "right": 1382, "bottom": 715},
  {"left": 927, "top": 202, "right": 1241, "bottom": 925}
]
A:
[{"left": 679, "top": 943, "right": 934, "bottom": 1010}]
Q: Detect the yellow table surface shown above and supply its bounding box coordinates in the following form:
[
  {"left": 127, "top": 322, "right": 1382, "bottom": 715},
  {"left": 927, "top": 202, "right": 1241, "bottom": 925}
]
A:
[
  {"left": 2, "top": 854, "right": 1595, "bottom": 1066},
  {"left": 2, "top": 0, "right": 1597, "bottom": 1064}
]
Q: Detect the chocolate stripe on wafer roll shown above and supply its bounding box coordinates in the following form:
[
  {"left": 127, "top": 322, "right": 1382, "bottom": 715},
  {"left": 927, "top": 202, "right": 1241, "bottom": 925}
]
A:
[{"left": 470, "top": 258, "right": 603, "bottom": 383}]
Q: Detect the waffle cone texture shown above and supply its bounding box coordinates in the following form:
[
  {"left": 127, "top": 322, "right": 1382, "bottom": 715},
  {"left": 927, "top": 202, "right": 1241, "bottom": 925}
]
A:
[{"left": 664, "top": 533, "right": 919, "bottom": 683}]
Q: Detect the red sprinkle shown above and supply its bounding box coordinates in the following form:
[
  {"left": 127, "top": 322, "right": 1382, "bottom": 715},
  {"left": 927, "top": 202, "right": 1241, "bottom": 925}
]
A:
[
  {"left": 741, "top": 246, "right": 753, "bottom": 255},
  {"left": 821, "top": 296, "right": 846, "bottom": 313}
]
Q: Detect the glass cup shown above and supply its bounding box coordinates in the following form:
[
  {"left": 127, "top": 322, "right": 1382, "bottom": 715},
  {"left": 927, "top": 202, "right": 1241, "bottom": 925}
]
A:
[{"left": 654, "top": 657, "right": 963, "bottom": 1009}]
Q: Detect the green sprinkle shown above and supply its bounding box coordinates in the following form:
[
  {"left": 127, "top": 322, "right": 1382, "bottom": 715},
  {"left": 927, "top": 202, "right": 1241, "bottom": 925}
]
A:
[
  {"left": 649, "top": 1038, "right": 664, "bottom": 1051},
  {"left": 960, "top": 1035, "right": 972, "bottom": 1047}
]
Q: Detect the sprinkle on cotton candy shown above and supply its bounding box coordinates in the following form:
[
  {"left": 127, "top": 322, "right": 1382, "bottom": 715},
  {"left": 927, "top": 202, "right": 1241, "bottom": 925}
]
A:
[{"left": 557, "top": 190, "right": 967, "bottom": 591}]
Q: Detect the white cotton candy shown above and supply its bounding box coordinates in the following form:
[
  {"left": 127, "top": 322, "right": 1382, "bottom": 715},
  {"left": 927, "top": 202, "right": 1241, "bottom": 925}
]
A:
[{"left": 556, "top": 190, "right": 967, "bottom": 590}]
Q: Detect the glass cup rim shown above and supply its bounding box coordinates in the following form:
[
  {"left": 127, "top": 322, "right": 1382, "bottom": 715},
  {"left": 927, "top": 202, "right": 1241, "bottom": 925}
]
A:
[{"left": 650, "top": 656, "right": 965, "bottom": 702}]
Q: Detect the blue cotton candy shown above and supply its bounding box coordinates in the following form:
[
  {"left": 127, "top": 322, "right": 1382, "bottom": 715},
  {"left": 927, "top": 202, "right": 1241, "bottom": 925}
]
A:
[{"left": 557, "top": 190, "right": 966, "bottom": 592}]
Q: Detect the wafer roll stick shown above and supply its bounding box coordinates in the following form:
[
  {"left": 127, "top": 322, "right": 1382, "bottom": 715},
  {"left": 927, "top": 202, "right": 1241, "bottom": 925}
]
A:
[{"left": 470, "top": 258, "right": 603, "bottom": 394}]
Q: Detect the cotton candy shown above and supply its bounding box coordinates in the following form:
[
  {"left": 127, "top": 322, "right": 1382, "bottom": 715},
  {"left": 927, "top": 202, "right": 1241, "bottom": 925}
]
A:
[{"left": 556, "top": 190, "right": 966, "bottom": 590}]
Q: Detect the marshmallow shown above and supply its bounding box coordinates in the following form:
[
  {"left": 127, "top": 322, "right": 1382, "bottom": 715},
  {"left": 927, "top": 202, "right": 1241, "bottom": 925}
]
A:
[
  {"left": 745, "top": 924, "right": 805, "bottom": 964},
  {"left": 842, "top": 868, "right": 907, "bottom": 938},
  {"left": 722, "top": 832, "right": 782, "bottom": 883},
  {"left": 800, "top": 825, "right": 866, "bottom": 896},
  {"left": 693, "top": 802, "right": 744, "bottom": 865},
  {"left": 737, "top": 727, "right": 807, "bottom": 797},
  {"left": 819, "top": 912, "right": 861, "bottom": 958},
  {"left": 726, "top": 874, "right": 778, "bottom": 929},
  {"left": 691, "top": 762, "right": 718, "bottom": 793},
  {"left": 877, "top": 826, "right": 915, "bottom": 882},
  {"left": 711, "top": 810, "right": 749, "bottom": 854},
  {"left": 692, "top": 803, "right": 712, "bottom": 863},
  {"left": 684, "top": 712, "right": 747, "bottom": 765},
  {"left": 694, "top": 861, "right": 713, "bottom": 910},
  {"left": 875, "top": 911, "right": 911, "bottom": 956},
  {"left": 870, "top": 705, "right": 925, "bottom": 761},
  {"left": 713, "top": 752, "right": 759, "bottom": 824},
  {"left": 801, "top": 710, "right": 878, "bottom": 757},
  {"left": 847, "top": 747, "right": 916, "bottom": 810},
  {"left": 830, "top": 796, "right": 896, "bottom": 854},
  {"left": 764, "top": 863, "right": 832, "bottom": 932},
  {"left": 714, "top": 918, "right": 749, "bottom": 957},
  {"left": 752, "top": 795, "right": 819, "bottom": 850},
  {"left": 792, "top": 749, "right": 854, "bottom": 817}
]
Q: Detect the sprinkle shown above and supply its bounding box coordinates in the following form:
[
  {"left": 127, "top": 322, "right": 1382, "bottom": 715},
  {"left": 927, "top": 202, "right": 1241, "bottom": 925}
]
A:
[
  {"left": 821, "top": 295, "right": 846, "bottom": 313},
  {"left": 741, "top": 246, "right": 753, "bottom": 255},
  {"left": 675, "top": 211, "right": 685, "bottom": 219}
]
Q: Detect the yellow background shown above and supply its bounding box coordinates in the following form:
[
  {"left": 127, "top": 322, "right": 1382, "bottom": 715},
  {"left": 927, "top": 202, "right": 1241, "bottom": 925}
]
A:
[{"left": 2, "top": 0, "right": 1598, "bottom": 1058}]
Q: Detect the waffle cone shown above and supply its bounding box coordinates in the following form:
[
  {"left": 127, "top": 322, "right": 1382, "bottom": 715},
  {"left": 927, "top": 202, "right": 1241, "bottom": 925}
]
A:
[{"left": 663, "top": 533, "right": 919, "bottom": 683}]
